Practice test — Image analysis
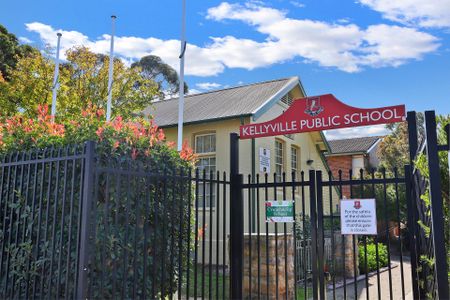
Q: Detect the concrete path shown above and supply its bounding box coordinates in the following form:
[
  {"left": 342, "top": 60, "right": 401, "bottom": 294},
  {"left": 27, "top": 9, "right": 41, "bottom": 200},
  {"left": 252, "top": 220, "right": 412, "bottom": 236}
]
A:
[{"left": 326, "top": 256, "right": 413, "bottom": 300}]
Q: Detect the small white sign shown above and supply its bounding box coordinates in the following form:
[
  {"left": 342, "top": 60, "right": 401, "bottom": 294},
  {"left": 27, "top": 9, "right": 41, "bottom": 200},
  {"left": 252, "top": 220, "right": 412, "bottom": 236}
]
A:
[
  {"left": 340, "top": 199, "right": 377, "bottom": 235},
  {"left": 259, "top": 148, "right": 271, "bottom": 173}
]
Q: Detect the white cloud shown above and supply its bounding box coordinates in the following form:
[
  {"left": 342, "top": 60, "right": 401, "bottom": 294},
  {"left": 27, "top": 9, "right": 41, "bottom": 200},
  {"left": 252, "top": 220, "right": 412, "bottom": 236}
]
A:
[
  {"left": 290, "top": 1, "right": 305, "bottom": 8},
  {"left": 196, "top": 82, "right": 222, "bottom": 90},
  {"left": 18, "top": 37, "right": 33, "bottom": 43},
  {"left": 187, "top": 88, "right": 202, "bottom": 95},
  {"left": 207, "top": 2, "right": 439, "bottom": 72},
  {"left": 359, "top": 0, "right": 450, "bottom": 28},
  {"left": 325, "top": 125, "right": 388, "bottom": 140},
  {"left": 25, "top": 2, "right": 440, "bottom": 76},
  {"left": 25, "top": 22, "right": 224, "bottom": 77}
]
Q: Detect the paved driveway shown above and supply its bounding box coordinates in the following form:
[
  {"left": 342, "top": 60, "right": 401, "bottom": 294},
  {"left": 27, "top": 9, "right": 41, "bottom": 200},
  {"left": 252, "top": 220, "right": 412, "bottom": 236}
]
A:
[{"left": 326, "top": 257, "right": 413, "bottom": 300}]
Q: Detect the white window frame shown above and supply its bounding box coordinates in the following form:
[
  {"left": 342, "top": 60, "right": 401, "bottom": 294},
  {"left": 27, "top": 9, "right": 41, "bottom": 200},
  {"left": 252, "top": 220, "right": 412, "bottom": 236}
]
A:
[
  {"left": 195, "top": 133, "right": 216, "bottom": 155},
  {"left": 291, "top": 145, "right": 299, "bottom": 177},
  {"left": 195, "top": 133, "right": 216, "bottom": 209},
  {"left": 275, "top": 140, "right": 284, "bottom": 182}
]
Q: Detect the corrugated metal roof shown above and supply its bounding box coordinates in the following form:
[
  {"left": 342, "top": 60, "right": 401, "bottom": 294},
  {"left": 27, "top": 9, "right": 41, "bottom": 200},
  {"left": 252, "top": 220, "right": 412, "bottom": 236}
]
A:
[
  {"left": 326, "top": 136, "right": 382, "bottom": 154},
  {"left": 143, "top": 77, "right": 295, "bottom": 127}
]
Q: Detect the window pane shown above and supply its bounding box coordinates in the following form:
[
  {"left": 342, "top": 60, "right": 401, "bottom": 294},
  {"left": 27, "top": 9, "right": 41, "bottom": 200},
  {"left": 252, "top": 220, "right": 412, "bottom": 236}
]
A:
[
  {"left": 195, "top": 134, "right": 216, "bottom": 153},
  {"left": 195, "top": 155, "right": 216, "bottom": 207},
  {"left": 275, "top": 140, "right": 283, "bottom": 181}
]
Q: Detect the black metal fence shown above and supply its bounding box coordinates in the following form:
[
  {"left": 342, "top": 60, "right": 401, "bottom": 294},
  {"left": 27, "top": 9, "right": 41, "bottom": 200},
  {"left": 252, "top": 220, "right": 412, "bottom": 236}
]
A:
[
  {"left": 406, "top": 111, "right": 449, "bottom": 300},
  {"left": 236, "top": 168, "right": 410, "bottom": 300},
  {"left": 0, "top": 144, "right": 87, "bottom": 299},
  {"left": 0, "top": 142, "right": 232, "bottom": 299}
]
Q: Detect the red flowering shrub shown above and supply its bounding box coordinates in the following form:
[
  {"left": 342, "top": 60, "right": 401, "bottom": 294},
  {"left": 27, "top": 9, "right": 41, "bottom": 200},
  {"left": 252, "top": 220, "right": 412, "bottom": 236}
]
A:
[
  {"left": 0, "top": 104, "right": 197, "bottom": 298},
  {"left": 0, "top": 104, "right": 196, "bottom": 167}
]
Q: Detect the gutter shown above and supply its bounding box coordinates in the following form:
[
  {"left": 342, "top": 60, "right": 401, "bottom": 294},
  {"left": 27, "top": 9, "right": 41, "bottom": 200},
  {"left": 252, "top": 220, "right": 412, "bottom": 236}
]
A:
[{"left": 158, "top": 114, "right": 253, "bottom": 129}]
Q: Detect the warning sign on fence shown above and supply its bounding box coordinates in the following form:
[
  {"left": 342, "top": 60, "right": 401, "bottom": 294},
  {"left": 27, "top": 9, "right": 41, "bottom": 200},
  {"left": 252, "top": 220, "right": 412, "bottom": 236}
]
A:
[
  {"left": 340, "top": 199, "right": 377, "bottom": 235},
  {"left": 265, "top": 200, "right": 294, "bottom": 223}
]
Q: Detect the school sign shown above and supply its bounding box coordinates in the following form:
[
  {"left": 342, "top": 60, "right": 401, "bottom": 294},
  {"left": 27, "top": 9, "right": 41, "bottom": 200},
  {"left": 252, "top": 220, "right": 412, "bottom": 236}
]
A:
[{"left": 240, "top": 94, "right": 406, "bottom": 139}]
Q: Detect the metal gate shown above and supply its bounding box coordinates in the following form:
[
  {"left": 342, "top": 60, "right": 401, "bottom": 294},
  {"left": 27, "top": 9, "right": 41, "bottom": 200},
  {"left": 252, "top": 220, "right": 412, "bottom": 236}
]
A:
[
  {"left": 228, "top": 110, "right": 449, "bottom": 299},
  {"left": 0, "top": 111, "right": 448, "bottom": 299}
]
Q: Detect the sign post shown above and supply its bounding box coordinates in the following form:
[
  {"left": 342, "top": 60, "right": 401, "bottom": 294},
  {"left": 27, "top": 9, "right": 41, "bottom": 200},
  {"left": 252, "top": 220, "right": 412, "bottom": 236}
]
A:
[{"left": 340, "top": 199, "right": 377, "bottom": 235}]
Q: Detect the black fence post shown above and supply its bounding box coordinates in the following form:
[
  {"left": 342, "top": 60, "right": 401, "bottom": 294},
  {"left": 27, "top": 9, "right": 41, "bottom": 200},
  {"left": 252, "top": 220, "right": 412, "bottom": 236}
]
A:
[
  {"left": 404, "top": 165, "right": 420, "bottom": 300},
  {"left": 407, "top": 111, "right": 419, "bottom": 165},
  {"left": 230, "top": 133, "right": 243, "bottom": 299},
  {"left": 76, "top": 141, "right": 95, "bottom": 299},
  {"left": 424, "top": 111, "right": 449, "bottom": 300},
  {"left": 406, "top": 111, "right": 422, "bottom": 299},
  {"left": 309, "top": 169, "right": 319, "bottom": 300},
  {"left": 446, "top": 124, "right": 449, "bottom": 150},
  {"left": 315, "top": 171, "right": 326, "bottom": 300}
]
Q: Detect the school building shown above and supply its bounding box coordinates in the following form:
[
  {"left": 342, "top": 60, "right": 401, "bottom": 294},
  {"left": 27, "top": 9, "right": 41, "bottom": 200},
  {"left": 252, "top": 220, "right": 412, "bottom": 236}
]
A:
[{"left": 144, "top": 77, "right": 338, "bottom": 263}]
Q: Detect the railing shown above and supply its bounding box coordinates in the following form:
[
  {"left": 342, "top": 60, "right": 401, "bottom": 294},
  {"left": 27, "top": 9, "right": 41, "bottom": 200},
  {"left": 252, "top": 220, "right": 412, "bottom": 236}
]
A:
[
  {"left": 0, "top": 144, "right": 88, "bottom": 299},
  {"left": 406, "top": 111, "right": 449, "bottom": 300},
  {"left": 295, "top": 238, "right": 332, "bottom": 282}
]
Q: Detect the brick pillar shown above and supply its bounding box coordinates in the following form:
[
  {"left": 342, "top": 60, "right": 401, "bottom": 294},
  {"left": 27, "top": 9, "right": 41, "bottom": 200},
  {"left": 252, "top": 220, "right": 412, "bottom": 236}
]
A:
[{"left": 242, "top": 233, "right": 295, "bottom": 300}]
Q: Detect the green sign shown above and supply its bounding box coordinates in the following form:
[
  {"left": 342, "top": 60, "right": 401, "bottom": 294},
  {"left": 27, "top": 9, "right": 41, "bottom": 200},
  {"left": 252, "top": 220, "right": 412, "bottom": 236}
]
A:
[{"left": 265, "top": 200, "right": 294, "bottom": 223}]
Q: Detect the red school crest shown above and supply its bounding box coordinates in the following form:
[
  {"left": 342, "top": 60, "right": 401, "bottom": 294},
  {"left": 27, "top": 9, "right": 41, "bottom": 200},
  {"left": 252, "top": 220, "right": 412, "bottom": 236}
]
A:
[
  {"left": 354, "top": 200, "right": 361, "bottom": 209},
  {"left": 304, "top": 96, "right": 324, "bottom": 117}
]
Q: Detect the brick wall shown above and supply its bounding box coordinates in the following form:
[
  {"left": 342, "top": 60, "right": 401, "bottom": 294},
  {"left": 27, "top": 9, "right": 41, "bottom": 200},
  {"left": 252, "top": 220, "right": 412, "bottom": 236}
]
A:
[{"left": 326, "top": 155, "right": 352, "bottom": 197}]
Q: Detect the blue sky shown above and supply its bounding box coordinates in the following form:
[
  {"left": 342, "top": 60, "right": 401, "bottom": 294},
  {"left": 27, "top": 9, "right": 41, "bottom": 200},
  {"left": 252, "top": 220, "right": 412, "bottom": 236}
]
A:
[{"left": 1, "top": 0, "right": 449, "bottom": 138}]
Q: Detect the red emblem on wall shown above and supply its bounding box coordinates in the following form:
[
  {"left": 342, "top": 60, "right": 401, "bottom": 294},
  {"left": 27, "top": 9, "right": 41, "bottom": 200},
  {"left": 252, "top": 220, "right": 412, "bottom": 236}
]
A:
[
  {"left": 354, "top": 201, "right": 361, "bottom": 209},
  {"left": 304, "top": 97, "right": 324, "bottom": 117}
]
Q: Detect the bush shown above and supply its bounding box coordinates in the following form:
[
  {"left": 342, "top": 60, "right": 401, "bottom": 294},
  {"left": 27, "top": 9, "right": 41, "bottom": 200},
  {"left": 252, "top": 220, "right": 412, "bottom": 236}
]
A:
[
  {"left": 0, "top": 104, "right": 197, "bottom": 298},
  {"left": 358, "top": 242, "right": 388, "bottom": 274}
]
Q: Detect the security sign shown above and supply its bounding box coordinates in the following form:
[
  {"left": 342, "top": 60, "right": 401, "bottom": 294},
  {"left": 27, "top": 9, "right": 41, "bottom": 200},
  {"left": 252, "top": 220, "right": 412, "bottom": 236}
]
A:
[{"left": 340, "top": 199, "right": 377, "bottom": 235}]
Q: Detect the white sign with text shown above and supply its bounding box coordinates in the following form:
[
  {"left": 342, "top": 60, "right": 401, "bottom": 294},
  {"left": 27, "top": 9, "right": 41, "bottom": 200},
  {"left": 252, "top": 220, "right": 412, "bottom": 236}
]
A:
[
  {"left": 340, "top": 199, "right": 377, "bottom": 235},
  {"left": 259, "top": 148, "right": 271, "bottom": 173}
]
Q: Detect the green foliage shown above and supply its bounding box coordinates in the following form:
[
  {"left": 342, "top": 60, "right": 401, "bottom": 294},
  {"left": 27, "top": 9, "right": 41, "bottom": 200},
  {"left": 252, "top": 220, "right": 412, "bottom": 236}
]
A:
[
  {"left": 294, "top": 214, "right": 311, "bottom": 240},
  {"left": 323, "top": 217, "right": 340, "bottom": 231},
  {"left": 88, "top": 160, "right": 193, "bottom": 298},
  {"left": 0, "top": 46, "right": 158, "bottom": 118},
  {"left": 1, "top": 194, "right": 50, "bottom": 298},
  {"left": 132, "top": 55, "right": 188, "bottom": 100},
  {"left": 0, "top": 24, "right": 36, "bottom": 80},
  {"left": 358, "top": 242, "right": 388, "bottom": 274},
  {"left": 414, "top": 114, "right": 450, "bottom": 294},
  {"left": 378, "top": 114, "right": 424, "bottom": 171},
  {"left": 0, "top": 103, "right": 196, "bottom": 298}
]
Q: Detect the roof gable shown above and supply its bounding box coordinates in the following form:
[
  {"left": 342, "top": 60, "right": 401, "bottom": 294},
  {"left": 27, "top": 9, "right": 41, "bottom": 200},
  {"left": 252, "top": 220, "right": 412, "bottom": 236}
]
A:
[{"left": 144, "top": 77, "right": 298, "bottom": 127}]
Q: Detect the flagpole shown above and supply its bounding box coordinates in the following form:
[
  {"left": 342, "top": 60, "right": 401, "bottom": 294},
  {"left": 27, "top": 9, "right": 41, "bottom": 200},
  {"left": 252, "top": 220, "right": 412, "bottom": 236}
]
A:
[
  {"left": 51, "top": 32, "right": 62, "bottom": 119},
  {"left": 177, "top": 0, "right": 186, "bottom": 151},
  {"left": 106, "top": 15, "right": 117, "bottom": 122}
]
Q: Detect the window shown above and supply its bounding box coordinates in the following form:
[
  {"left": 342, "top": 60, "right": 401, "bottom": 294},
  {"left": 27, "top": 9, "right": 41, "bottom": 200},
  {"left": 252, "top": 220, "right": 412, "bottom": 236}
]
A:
[
  {"left": 195, "top": 134, "right": 216, "bottom": 154},
  {"left": 275, "top": 140, "right": 284, "bottom": 181},
  {"left": 195, "top": 133, "right": 216, "bottom": 208},
  {"left": 291, "top": 146, "right": 299, "bottom": 178}
]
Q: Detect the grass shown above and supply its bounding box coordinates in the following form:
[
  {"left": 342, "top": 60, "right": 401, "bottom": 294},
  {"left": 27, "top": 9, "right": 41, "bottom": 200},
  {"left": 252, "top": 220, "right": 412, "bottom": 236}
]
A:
[
  {"left": 181, "top": 267, "right": 313, "bottom": 299},
  {"left": 296, "top": 287, "right": 313, "bottom": 300},
  {"left": 181, "top": 268, "right": 229, "bottom": 298}
]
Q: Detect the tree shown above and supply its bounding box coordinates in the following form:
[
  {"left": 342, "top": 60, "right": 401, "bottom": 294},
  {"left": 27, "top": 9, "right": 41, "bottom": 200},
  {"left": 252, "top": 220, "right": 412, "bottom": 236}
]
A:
[
  {"left": 0, "top": 46, "right": 159, "bottom": 118},
  {"left": 377, "top": 113, "right": 425, "bottom": 172},
  {"left": 132, "top": 55, "right": 188, "bottom": 100},
  {"left": 0, "top": 24, "right": 35, "bottom": 80},
  {"left": 0, "top": 49, "right": 54, "bottom": 116}
]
